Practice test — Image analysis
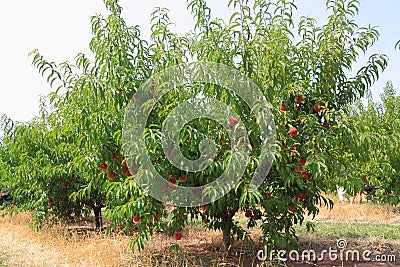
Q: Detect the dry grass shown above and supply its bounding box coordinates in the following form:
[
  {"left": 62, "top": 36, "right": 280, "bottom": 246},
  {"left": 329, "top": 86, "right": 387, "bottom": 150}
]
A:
[
  {"left": 0, "top": 211, "right": 134, "bottom": 266},
  {"left": 312, "top": 196, "right": 400, "bottom": 224},
  {"left": 0, "top": 212, "right": 265, "bottom": 267},
  {"left": 0, "top": 197, "right": 399, "bottom": 267}
]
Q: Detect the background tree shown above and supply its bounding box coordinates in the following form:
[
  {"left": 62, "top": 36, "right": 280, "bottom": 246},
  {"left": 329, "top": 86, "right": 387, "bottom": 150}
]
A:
[
  {"left": 339, "top": 81, "right": 400, "bottom": 203},
  {"left": 0, "top": 106, "right": 89, "bottom": 228}
]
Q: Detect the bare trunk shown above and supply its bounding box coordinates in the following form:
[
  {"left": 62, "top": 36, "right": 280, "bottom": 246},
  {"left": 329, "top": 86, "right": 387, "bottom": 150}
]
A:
[
  {"left": 219, "top": 206, "right": 238, "bottom": 253},
  {"left": 222, "top": 220, "right": 232, "bottom": 251},
  {"left": 93, "top": 206, "right": 103, "bottom": 229}
]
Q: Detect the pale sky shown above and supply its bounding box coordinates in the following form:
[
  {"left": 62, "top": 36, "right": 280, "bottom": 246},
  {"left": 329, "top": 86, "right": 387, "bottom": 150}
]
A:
[{"left": 0, "top": 0, "right": 399, "bottom": 123}]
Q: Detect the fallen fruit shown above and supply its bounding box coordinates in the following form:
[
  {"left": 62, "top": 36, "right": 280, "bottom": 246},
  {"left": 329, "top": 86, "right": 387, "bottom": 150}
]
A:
[{"left": 174, "top": 233, "right": 182, "bottom": 240}]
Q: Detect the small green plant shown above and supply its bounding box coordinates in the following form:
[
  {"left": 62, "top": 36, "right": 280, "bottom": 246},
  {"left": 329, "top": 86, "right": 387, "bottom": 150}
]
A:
[{"left": 0, "top": 253, "right": 8, "bottom": 267}]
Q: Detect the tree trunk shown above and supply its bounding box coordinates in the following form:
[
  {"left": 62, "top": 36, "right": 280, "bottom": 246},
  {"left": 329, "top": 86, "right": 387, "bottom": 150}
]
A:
[
  {"left": 222, "top": 220, "right": 232, "bottom": 252},
  {"left": 93, "top": 206, "right": 103, "bottom": 229},
  {"left": 216, "top": 205, "right": 239, "bottom": 253}
]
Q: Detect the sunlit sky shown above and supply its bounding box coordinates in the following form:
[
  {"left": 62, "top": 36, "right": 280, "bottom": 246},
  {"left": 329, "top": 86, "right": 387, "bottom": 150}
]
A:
[{"left": 0, "top": 0, "right": 399, "bottom": 123}]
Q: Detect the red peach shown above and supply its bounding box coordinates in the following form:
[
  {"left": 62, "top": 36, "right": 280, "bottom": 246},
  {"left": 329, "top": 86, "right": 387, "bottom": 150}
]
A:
[
  {"left": 100, "top": 163, "right": 107, "bottom": 171},
  {"left": 288, "top": 128, "right": 298, "bottom": 137},
  {"left": 108, "top": 172, "right": 115, "bottom": 180},
  {"left": 314, "top": 103, "right": 323, "bottom": 112},
  {"left": 295, "top": 95, "right": 303, "bottom": 104},
  {"left": 228, "top": 117, "right": 238, "bottom": 127},
  {"left": 174, "top": 233, "right": 182, "bottom": 240}
]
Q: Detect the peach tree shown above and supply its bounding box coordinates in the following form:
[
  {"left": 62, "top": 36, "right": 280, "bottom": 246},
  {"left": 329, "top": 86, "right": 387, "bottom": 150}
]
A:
[
  {"left": 0, "top": 0, "right": 389, "bottom": 254},
  {"left": 0, "top": 0, "right": 150, "bottom": 229},
  {"left": 103, "top": 0, "right": 388, "bottom": 251},
  {"left": 0, "top": 110, "right": 89, "bottom": 228},
  {"left": 21, "top": 0, "right": 153, "bottom": 229},
  {"left": 339, "top": 81, "right": 400, "bottom": 203}
]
